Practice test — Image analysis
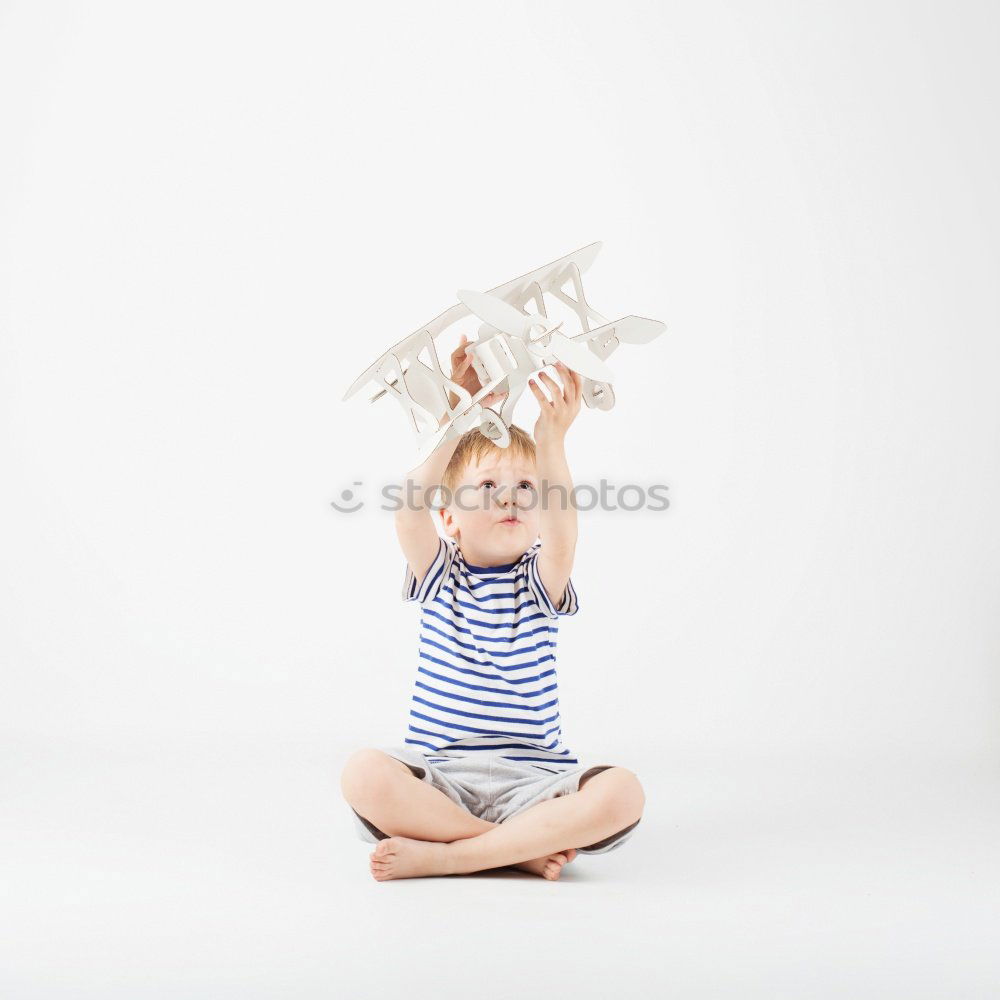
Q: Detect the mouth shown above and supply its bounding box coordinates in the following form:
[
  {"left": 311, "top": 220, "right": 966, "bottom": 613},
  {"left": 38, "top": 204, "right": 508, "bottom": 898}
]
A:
[{"left": 498, "top": 517, "right": 521, "bottom": 526}]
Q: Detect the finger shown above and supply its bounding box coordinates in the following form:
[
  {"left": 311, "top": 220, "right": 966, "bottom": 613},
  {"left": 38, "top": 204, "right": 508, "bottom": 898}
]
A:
[
  {"left": 561, "top": 363, "right": 581, "bottom": 400},
  {"left": 537, "top": 370, "right": 564, "bottom": 401},
  {"left": 534, "top": 375, "right": 555, "bottom": 406},
  {"left": 550, "top": 364, "right": 572, "bottom": 397},
  {"left": 528, "top": 377, "right": 552, "bottom": 405},
  {"left": 555, "top": 360, "right": 578, "bottom": 390}
]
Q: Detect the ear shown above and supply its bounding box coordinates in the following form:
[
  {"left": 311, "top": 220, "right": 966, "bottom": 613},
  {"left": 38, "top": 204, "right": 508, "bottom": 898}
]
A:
[{"left": 438, "top": 507, "right": 459, "bottom": 540}]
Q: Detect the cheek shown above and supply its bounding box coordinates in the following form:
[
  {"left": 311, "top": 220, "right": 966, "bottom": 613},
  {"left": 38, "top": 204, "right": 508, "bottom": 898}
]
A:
[
  {"left": 521, "top": 491, "right": 539, "bottom": 511},
  {"left": 466, "top": 498, "right": 492, "bottom": 521}
]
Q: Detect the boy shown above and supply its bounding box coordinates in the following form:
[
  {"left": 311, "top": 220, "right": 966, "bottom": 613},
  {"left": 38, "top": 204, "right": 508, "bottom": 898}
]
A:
[{"left": 340, "top": 335, "right": 644, "bottom": 881}]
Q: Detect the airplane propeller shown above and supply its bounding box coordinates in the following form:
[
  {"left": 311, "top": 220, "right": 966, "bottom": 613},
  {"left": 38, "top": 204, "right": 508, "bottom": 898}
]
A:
[{"left": 457, "top": 289, "right": 615, "bottom": 384}]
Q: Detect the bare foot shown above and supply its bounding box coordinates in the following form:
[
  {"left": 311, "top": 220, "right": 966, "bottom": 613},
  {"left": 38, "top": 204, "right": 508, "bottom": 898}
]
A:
[
  {"left": 512, "top": 848, "right": 578, "bottom": 880},
  {"left": 369, "top": 836, "right": 454, "bottom": 881}
]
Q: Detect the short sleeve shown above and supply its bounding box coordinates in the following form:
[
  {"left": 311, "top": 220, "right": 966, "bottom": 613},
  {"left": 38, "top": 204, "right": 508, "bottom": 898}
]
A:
[
  {"left": 402, "top": 537, "right": 455, "bottom": 607},
  {"left": 523, "top": 547, "right": 580, "bottom": 618}
]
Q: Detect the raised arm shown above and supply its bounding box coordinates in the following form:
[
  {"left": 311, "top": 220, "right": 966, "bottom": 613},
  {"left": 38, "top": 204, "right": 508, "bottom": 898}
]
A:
[
  {"left": 395, "top": 335, "right": 508, "bottom": 585},
  {"left": 528, "top": 361, "right": 582, "bottom": 609}
]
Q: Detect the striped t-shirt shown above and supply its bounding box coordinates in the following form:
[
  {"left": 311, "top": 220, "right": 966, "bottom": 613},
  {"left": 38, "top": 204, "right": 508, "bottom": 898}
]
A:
[{"left": 401, "top": 536, "right": 581, "bottom": 772}]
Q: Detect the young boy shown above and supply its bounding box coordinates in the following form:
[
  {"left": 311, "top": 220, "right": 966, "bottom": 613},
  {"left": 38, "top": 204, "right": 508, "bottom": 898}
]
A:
[{"left": 340, "top": 335, "right": 645, "bottom": 881}]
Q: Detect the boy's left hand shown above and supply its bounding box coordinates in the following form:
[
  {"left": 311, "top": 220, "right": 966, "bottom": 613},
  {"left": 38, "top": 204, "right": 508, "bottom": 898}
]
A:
[
  {"left": 448, "top": 333, "right": 508, "bottom": 412},
  {"left": 528, "top": 361, "right": 582, "bottom": 446}
]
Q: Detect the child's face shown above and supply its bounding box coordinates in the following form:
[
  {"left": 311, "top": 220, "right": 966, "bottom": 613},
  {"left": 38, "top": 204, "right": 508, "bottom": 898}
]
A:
[{"left": 440, "top": 452, "right": 540, "bottom": 564}]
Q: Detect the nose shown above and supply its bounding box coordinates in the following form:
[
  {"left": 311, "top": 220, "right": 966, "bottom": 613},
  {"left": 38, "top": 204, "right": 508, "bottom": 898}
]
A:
[{"left": 496, "top": 488, "right": 516, "bottom": 510}]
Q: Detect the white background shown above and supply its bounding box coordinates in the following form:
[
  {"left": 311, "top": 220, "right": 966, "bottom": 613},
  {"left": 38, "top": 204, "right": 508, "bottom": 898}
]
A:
[{"left": 2, "top": 1, "right": 998, "bottom": 997}]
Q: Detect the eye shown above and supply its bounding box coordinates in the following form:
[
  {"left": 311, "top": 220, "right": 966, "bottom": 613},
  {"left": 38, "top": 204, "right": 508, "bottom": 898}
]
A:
[
  {"left": 519, "top": 480, "right": 535, "bottom": 491},
  {"left": 480, "top": 479, "right": 496, "bottom": 489}
]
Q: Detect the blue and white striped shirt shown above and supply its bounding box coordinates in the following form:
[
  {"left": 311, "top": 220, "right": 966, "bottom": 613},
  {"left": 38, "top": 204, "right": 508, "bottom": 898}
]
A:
[{"left": 401, "top": 536, "right": 581, "bottom": 772}]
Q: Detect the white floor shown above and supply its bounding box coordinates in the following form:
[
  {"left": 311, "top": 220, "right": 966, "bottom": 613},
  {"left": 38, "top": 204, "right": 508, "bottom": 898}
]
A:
[{"left": 3, "top": 734, "right": 999, "bottom": 998}]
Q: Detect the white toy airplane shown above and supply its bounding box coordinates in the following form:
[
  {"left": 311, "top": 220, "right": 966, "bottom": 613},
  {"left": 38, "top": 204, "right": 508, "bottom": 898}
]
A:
[{"left": 342, "top": 241, "right": 667, "bottom": 463}]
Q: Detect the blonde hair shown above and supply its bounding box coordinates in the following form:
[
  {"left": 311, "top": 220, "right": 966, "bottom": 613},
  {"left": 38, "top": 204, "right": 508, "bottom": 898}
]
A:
[{"left": 441, "top": 424, "right": 537, "bottom": 495}]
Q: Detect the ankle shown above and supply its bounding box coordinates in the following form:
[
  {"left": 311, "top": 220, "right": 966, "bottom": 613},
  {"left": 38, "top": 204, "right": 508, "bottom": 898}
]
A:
[{"left": 438, "top": 839, "right": 463, "bottom": 876}]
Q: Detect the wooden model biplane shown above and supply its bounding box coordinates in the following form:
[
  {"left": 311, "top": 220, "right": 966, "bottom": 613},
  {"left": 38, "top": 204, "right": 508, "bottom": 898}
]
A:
[{"left": 342, "top": 242, "right": 667, "bottom": 463}]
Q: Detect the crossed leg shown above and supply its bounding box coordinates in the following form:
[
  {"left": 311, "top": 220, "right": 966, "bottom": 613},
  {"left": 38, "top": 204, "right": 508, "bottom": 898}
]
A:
[
  {"left": 341, "top": 749, "right": 645, "bottom": 881},
  {"left": 341, "top": 749, "right": 578, "bottom": 879}
]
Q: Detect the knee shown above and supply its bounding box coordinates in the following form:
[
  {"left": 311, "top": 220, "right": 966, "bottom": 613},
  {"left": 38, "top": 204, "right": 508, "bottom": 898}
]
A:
[
  {"left": 601, "top": 767, "right": 645, "bottom": 826},
  {"left": 339, "top": 748, "right": 399, "bottom": 805}
]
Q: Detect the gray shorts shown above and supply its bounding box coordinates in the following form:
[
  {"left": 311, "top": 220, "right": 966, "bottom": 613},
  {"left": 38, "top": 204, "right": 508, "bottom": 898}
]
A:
[{"left": 350, "top": 745, "right": 641, "bottom": 855}]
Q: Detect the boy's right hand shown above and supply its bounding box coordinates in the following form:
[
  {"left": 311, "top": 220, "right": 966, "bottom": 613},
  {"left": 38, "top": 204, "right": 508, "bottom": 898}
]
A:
[{"left": 448, "top": 334, "right": 508, "bottom": 411}]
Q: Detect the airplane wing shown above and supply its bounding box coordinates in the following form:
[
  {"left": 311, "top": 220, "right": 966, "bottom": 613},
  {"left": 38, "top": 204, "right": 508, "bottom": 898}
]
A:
[{"left": 343, "top": 242, "right": 605, "bottom": 402}]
